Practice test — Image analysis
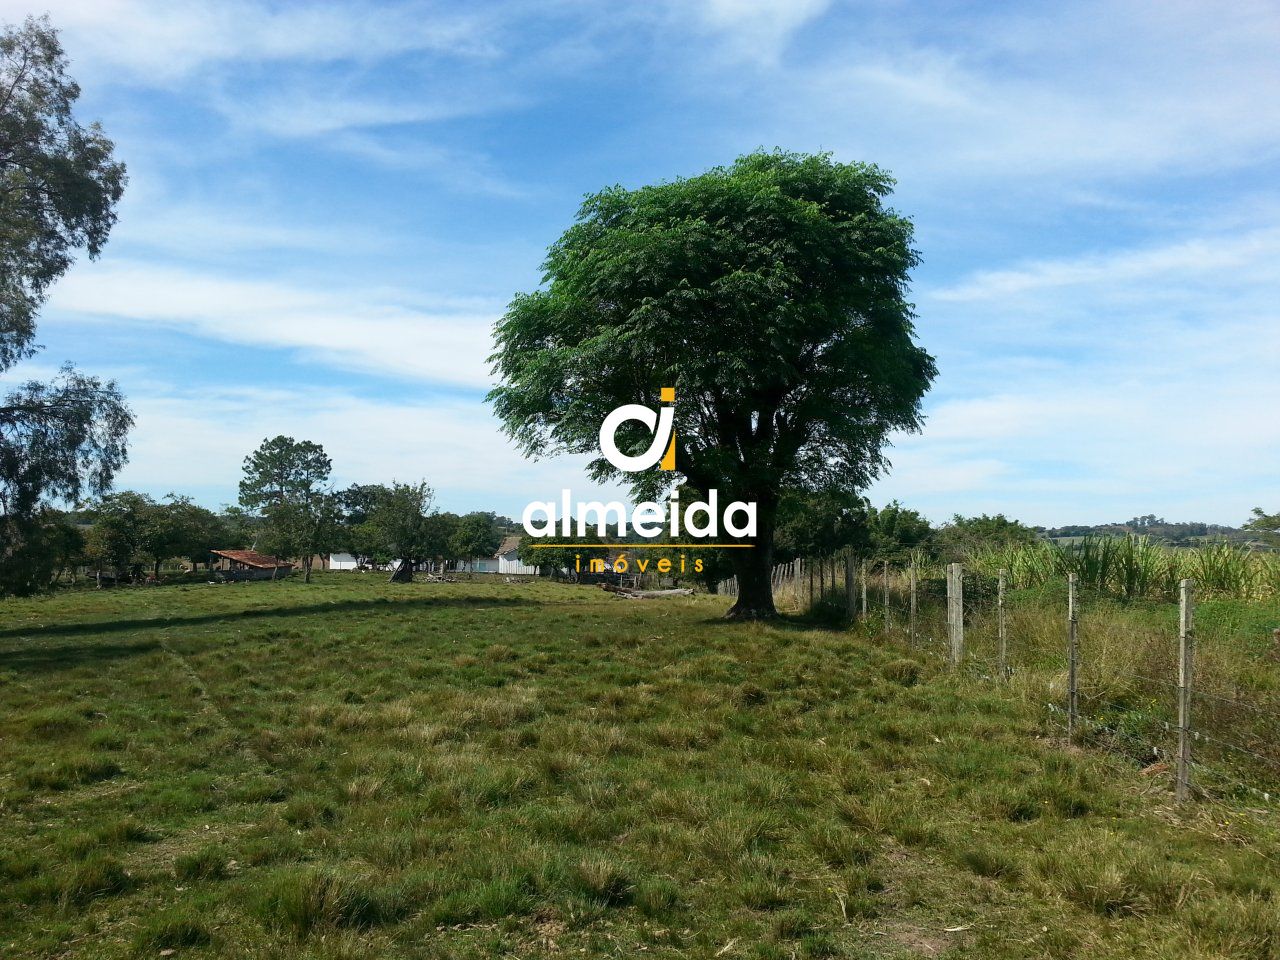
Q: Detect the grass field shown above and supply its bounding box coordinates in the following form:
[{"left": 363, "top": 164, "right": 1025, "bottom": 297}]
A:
[{"left": 3, "top": 575, "right": 1280, "bottom": 959}]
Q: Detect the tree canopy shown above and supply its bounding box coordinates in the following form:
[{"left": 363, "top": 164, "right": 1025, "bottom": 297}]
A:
[
  {"left": 932, "top": 513, "right": 1039, "bottom": 560},
  {"left": 775, "top": 488, "right": 869, "bottom": 562},
  {"left": 1244, "top": 508, "right": 1280, "bottom": 548},
  {"left": 361, "top": 481, "right": 447, "bottom": 581},
  {"left": 490, "top": 150, "right": 935, "bottom": 617},
  {"left": 0, "top": 17, "right": 131, "bottom": 594},
  {"left": 453, "top": 511, "right": 503, "bottom": 567},
  {"left": 865, "top": 501, "right": 934, "bottom": 563},
  {"left": 239, "top": 436, "right": 335, "bottom": 583}
]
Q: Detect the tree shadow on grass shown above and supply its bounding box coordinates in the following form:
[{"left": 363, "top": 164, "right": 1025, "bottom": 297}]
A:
[
  {"left": 0, "top": 595, "right": 539, "bottom": 658},
  {"left": 0, "top": 637, "right": 167, "bottom": 673}
]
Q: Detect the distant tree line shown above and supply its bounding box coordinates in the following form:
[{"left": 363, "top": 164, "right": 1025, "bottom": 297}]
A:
[
  {"left": 17, "top": 435, "right": 514, "bottom": 589},
  {"left": 9, "top": 446, "right": 1279, "bottom": 595},
  {"left": 1039, "top": 515, "right": 1259, "bottom": 547}
]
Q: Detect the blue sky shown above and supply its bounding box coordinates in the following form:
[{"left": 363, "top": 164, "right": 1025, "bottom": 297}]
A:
[{"left": 6, "top": 0, "right": 1279, "bottom": 526}]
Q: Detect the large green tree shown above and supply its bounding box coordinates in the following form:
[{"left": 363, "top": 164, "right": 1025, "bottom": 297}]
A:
[
  {"left": 338, "top": 483, "right": 391, "bottom": 564},
  {"left": 239, "top": 436, "right": 334, "bottom": 582},
  {"left": 490, "top": 151, "right": 935, "bottom": 617},
  {"left": 84, "top": 491, "right": 154, "bottom": 581},
  {"left": 362, "top": 481, "right": 449, "bottom": 582},
  {"left": 516, "top": 534, "right": 610, "bottom": 580},
  {"left": 452, "top": 511, "right": 503, "bottom": 569},
  {"left": 0, "top": 17, "right": 130, "bottom": 594},
  {"left": 0, "top": 507, "right": 81, "bottom": 594},
  {"left": 160, "top": 495, "right": 229, "bottom": 573}
]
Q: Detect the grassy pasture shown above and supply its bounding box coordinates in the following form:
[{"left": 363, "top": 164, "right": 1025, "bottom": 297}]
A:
[{"left": 2, "top": 575, "right": 1280, "bottom": 959}]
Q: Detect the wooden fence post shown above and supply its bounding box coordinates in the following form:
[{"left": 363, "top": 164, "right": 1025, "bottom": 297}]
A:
[
  {"left": 997, "top": 568, "right": 1008, "bottom": 679},
  {"left": 860, "top": 561, "right": 868, "bottom": 619},
  {"left": 808, "top": 560, "right": 814, "bottom": 609},
  {"left": 947, "top": 563, "right": 964, "bottom": 666},
  {"left": 1177, "top": 578, "right": 1195, "bottom": 802},
  {"left": 882, "top": 560, "right": 890, "bottom": 629},
  {"left": 844, "top": 554, "right": 855, "bottom": 622},
  {"left": 1067, "top": 573, "right": 1079, "bottom": 739},
  {"left": 908, "top": 561, "right": 917, "bottom": 647}
]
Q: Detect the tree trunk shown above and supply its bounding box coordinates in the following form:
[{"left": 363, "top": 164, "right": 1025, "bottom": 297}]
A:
[
  {"left": 389, "top": 559, "right": 413, "bottom": 583},
  {"left": 724, "top": 505, "right": 777, "bottom": 620},
  {"left": 153, "top": 559, "right": 161, "bottom": 580},
  {"left": 304, "top": 557, "right": 313, "bottom": 584}
]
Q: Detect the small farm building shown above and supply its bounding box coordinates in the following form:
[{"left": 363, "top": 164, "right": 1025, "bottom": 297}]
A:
[{"left": 209, "top": 549, "right": 294, "bottom": 580}]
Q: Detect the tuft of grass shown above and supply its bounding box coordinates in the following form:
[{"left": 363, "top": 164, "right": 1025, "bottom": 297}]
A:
[
  {"left": 804, "top": 823, "right": 878, "bottom": 869},
  {"left": 174, "top": 846, "right": 230, "bottom": 882},
  {"left": 132, "top": 909, "right": 213, "bottom": 952},
  {"left": 0, "top": 852, "right": 40, "bottom": 882},
  {"left": 956, "top": 843, "right": 1022, "bottom": 881},
  {"left": 430, "top": 870, "right": 535, "bottom": 925},
  {"left": 19, "top": 756, "right": 121, "bottom": 791},
  {"left": 632, "top": 875, "right": 681, "bottom": 917},
  {"left": 881, "top": 658, "right": 922, "bottom": 686},
  {"left": 1036, "top": 840, "right": 1194, "bottom": 917},
  {"left": 248, "top": 867, "right": 407, "bottom": 938},
  {"left": 53, "top": 855, "right": 133, "bottom": 906},
  {"left": 568, "top": 856, "right": 632, "bottom": 906}
]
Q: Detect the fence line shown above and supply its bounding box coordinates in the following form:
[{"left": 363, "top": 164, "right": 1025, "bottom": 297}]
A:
[{"left": 717, "top": 554, "right": 1280, "bottom": 807}]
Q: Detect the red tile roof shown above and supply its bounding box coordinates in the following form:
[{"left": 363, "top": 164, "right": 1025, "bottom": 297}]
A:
[
  {"left": 495, "top": 535, "right": 522, "bottom": 557},
  {"left": 211, "top": 549, "right": 293, "bottom": 570}
]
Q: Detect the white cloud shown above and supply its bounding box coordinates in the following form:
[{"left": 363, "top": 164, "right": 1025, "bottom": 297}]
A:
[
  {"left": 114, "top": 382, "right": 627, "bottom": 516},
  {"left": 327, "top": 134, "right": 531, "bottom": 195},
  {"left": 693, "top": 0, "right": 832, "bottom": 62},
  {"left": 868, "top": 218, "right": 1280, "bottom": 525},
  {"left": 108, "top": 198, "right": 384, "bottom": 258},
  {"left": 870, "top": 369, "right": 1280, "bottom": 526},
  {"left": 47, "top": 261, "right": 500, "bottom": 389},
  {"left": 934, "top": 228, "right": 1280, "bottom": 303},
  {"left": 3, "top": 0, "right": 521, "bottom": 163},
  {"left": 715, "top": 0, "right": 1280, "bottom": 187},
  {"left": 211, "top": 83, "right": 526, "bottom": 140},
  {"left": 3, "top": 0, "right": 497, "bottom": 83}
]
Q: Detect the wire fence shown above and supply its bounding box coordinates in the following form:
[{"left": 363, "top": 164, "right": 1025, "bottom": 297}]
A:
[{"left": 720, "top": 556, "right": 1280, "bottom": 807}]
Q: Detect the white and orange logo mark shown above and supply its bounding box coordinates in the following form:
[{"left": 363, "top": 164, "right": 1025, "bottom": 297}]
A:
[{"left": 598, "top": 386, "right": 677, "bottom": 473}]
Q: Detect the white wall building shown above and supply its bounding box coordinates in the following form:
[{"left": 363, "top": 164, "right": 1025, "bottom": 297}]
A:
[{"left": 466, "top": 535, "right": 540, "bottom": 575}]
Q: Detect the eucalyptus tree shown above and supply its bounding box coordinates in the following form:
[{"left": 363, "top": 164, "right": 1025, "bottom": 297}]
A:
[{"left": 0, "top": 17, "right": 130, "bottom": 594}]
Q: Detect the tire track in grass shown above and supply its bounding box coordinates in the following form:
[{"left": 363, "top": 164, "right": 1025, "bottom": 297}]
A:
[{"left": 155, "top": 631, "right": 280, "bottom": 784}]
